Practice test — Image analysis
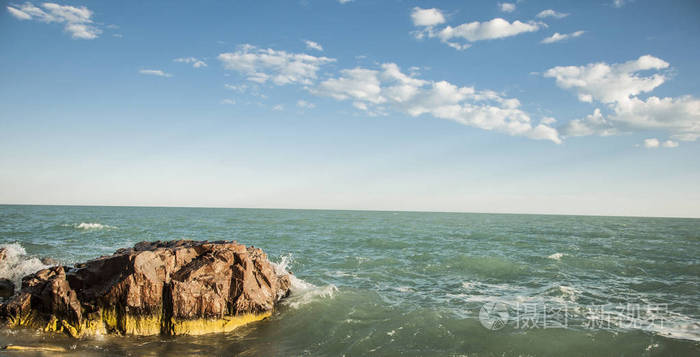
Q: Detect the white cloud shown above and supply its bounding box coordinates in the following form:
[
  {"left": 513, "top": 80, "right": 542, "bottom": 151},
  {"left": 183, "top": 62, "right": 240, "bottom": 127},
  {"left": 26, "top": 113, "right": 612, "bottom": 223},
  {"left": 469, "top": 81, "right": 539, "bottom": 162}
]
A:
[
  {"left": 221, "top": 99, "right": 236, "bottom": 105},
  {"left": 642, "top": 138, "right": 678, "bottom": 148},
  {"left": 314, "top": 63, "right": 561, "bottom": 143},
  {"left": 174, "top": 57, "right": 207, "bottom": 68},
  {"left": 536, "top": 9, "right": 569, "bottom": 19},
  {"left": 272, "top": 104, "right": 284, "bottom": 111},
  {"left": 411, "top": 7, "right": 446, "bottom": 27},
  {"left": 562, "top": 108, "right": 616, "bottom": 137},
  {"left": 544, "top": 55, "right": 669, "bottom": 104},
  {"left": 541, "top": 31, "right": 584, "bottom": 44},
  {"left": 546, "top": 55, "right": 700, "bottom": 143},
  {"left": 499, "top": 3, "right": 516, "bottom": 13},
  {"left": 297, "top": 100, "right": 316, "bottom": 109},
  {"left": 304, "top": 40, "right": 323, "bottom": 51},
  {"left": 412, "top": 10, "right": 544, "bottom": 50},
  {"left": 6, "top": 2, "right": 102, "bottom": 39},
  {"left": 439, "top": 18, "right": 541, "bottom": 42},
  {"left": 218, "top": 44, "right": 335, "bottom": 86},
  {"left": 338, "top": 0, "right": 353, "bottom": 4},
  {"left": 6, "top": 6, "right": 31, "bottom": 20},
  {"left": 139, "top": 69, "right": 173, "bottom": 78},
  {"left": 643, "top": 138, "right": 660, "bottom": 148},
  {"left": 663, "top": 140, "right": 679, "bottom": 148}
]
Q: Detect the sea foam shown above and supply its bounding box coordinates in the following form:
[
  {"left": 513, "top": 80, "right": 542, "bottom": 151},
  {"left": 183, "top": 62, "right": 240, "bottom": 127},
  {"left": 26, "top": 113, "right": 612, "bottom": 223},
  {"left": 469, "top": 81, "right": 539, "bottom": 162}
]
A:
[
  {"left": 74, "top": 222, "right": 115, "bottom": 230},
  {"left": 272, "top": 254, "right": 338, "bottom": 309},
  {"left": 0, "top": 243, "right": 50, "bottom": 287},
  {"left": 547, "top": 252, "right": 565, "bottom": 260}
]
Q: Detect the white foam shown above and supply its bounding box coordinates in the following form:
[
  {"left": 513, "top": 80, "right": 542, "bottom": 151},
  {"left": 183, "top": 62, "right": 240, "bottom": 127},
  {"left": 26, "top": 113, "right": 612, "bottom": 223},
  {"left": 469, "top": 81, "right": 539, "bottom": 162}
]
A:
[
  {"left": 645, "top": 310, "right": 700, "bottom": 342},
  {"left": 547, "top": 252, "right": 565, "bottom": 260},
  {"left": 74, "top": 222, "right": 114, "bottom": 230},
  {"left": 554, "top": 285, "right": 579, "bottom": 303},
  {"left": 0, "top": 243, "right": 50, "bottom": 288},
  {"left": 271, "top": 254, "right": 338, "bottom": 309}
]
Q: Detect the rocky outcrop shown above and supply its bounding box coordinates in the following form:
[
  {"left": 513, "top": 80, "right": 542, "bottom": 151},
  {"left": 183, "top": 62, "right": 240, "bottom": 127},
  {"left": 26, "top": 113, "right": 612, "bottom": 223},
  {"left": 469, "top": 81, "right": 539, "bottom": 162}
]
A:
[
  {"left": 0, "top": 240, "right": 291, "bottom": 337},
  {"left": 0, "top": 278, "right": 14, "bottom": 298}
]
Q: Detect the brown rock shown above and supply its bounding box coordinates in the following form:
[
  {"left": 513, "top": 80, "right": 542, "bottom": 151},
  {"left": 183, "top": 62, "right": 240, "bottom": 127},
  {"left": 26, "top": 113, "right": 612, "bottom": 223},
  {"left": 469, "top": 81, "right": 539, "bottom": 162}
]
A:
[
  {"left": 0, "top": 240, "right": 291, "bottom": 337},
  {"left": 0, "top": 248, "right": 6, "bottom": 264},
  {"left": 0, "top": 278, "right": 14, "bottom": 298}
]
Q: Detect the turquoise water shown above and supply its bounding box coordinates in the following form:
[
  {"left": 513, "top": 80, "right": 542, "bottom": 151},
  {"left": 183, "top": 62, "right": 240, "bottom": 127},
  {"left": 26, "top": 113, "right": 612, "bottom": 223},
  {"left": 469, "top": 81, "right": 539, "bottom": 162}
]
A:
[{"left": 0, "top": 205, "right": 698, "bottom": 356}]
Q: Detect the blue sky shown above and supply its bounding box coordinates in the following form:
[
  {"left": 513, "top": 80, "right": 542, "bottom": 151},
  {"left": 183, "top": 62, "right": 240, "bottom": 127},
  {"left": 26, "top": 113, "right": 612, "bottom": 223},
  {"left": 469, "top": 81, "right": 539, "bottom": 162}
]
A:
[{"left": 1, "top": 0, "right": 699, "bottom": 217}]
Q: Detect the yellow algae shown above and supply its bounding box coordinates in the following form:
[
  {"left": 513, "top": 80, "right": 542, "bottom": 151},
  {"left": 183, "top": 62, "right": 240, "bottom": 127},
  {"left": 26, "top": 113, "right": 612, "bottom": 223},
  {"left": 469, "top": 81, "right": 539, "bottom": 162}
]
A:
[
  {"left": 2, "top": 345, "right": 68, "bottom": 352},
  {"left": 4, "top": 308, "right": 272, "bottom": 337},
  {"left": 122, "top": 314, "right": 162, "bottom": 336},
  {"left": 99, "top": 308, "right": 161, "bottom": 336},
  {"left": 100, "top": 307, "right": 120, "bottom": 333},
  {"left": 170, "top": 312, "right": 271, "bottom": 336}
]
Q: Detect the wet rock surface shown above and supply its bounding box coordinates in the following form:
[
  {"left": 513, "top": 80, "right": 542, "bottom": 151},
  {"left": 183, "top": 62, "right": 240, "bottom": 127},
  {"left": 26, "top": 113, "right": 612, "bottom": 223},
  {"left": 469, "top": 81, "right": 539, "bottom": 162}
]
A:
[
  {"left": 0, "top": 240, "right": 291, "bottom": 337},
  {"left": 0, "top": 278, "right": 14, "bottom": 298}
]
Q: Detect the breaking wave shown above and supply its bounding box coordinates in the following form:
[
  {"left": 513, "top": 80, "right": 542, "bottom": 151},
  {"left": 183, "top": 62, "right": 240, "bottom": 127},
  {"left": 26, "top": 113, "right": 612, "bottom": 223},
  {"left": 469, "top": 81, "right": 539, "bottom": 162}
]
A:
[
  {"left": 71, "top": 222, "right": 115, "bottom": 230},
  {"left": 0, "top": 243, "right": 50, "bottom": 287},
  {"left": 272, "top": 254, "right": 338, "bottom": 309},
  {"left": 547, "top": 252, "right": 566, "bottom": 260}
]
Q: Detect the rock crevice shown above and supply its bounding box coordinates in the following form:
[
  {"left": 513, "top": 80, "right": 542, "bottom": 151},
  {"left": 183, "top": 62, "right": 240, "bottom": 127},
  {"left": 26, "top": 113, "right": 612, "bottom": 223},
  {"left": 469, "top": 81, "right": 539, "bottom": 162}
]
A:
[{"left": 0, "top": 240, "right": 291, "bottom": 337}]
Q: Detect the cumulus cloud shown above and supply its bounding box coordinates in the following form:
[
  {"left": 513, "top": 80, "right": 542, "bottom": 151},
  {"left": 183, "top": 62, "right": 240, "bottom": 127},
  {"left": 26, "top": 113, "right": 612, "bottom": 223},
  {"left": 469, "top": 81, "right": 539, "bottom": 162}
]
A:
[
  {"left": 439, "top": 18, "right": 541, "bottom": 42},
  {"left": 6, "top": 2, "right": 102, "bottom": 39},
  {"left": 662, "top": 140, "right": 679, "bottom": 148},
  {"left": 536, "top": 9, "right": 569, "bottom": 19},
  {"left": 313, "top": 63, "right": 561, "bottom": 143},
  {"left": 499, "top": 3, "right": 516, "bottom": 13},
  {"left": 642, "top": 138, "right": 678, "bottom": 148},
  {"left": 218, "top": 44, "right": 335, "bottom": 85},
  {"left": 561, "top": 108, "right": 616, "bottom": 137},
  {"left": 545, "top": 55, "right": 700, "bottom": 143},
  {"left": 541, "top": 31, "right": 584, "bottom": 44},
  {"left": 412, "top": 8, "right": 544, "bottom": 50},
  {"left": 544, "top": 55, "right": 669, "bottom": 103},
  {"left": 139, "top": 69, "right": 173, "bottom": 78},
  {"left": 174, "top": 57, "right": 207, "bottom": 68},
  {"left": 643, "top": 138, "right": 660, "bottom": 148},
  {"left": 304, "top": 40, "right": 323, "bottom": 51},
  {"left": 411, "top": 7, "right": 446, "bottom": 27}
]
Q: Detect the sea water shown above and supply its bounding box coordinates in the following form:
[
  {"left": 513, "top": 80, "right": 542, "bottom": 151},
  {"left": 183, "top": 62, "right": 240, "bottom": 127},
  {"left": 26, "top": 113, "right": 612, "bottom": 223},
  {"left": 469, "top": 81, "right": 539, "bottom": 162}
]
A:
[{"left": 0, "top": 205, "right": 698, "bottom": 356}]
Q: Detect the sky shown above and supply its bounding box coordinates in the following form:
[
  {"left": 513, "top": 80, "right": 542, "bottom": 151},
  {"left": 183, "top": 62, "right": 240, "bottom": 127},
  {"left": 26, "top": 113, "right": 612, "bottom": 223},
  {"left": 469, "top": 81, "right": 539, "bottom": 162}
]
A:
[{"left": 1, "top": 0, "right": 699, "bottom": 218}]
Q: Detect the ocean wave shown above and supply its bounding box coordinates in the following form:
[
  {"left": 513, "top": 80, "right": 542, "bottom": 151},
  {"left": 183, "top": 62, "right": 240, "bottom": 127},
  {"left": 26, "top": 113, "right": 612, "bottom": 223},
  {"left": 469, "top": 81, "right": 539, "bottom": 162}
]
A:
[
  {"left": 543, "top": 285, "right": 580, "bottom": 303},
  {"left": 63, "top": 222, "right": 116, "bottom": 230},
  {"left": 547, "top": 252, "right": 566, "bottom": 260},
  {"left": 0, "top": 243, "right": 50, "bottom": 287},
  {"left": 272, "top": 254, "right": 338, "bottom": 309}
]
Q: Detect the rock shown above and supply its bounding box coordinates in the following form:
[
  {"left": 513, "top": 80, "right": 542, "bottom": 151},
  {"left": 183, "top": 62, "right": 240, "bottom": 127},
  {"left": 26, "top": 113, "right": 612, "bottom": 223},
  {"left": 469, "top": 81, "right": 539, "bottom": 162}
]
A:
[
  {"left": 0, "top": 240, "right": 291, "bottom": 337},
  {"left": 0, "top": 279, "right": 14, "bottom": 298},
  {"left": 0, "top": 248, "right": 6, "bottom": 264}
]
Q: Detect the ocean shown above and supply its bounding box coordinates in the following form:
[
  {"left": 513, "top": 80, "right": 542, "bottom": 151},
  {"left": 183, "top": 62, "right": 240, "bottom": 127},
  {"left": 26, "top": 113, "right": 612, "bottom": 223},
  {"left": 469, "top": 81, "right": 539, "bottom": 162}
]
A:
[{"left": 0, "top": 205, "right": 698, "bottom": 356}]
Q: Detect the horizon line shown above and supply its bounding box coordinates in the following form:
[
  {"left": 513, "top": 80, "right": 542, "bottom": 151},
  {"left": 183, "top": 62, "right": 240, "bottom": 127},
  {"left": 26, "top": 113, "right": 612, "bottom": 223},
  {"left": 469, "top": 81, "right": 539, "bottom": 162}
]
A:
[{"left": 0, "top": 203, "right": 698, "bottom": 220}]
